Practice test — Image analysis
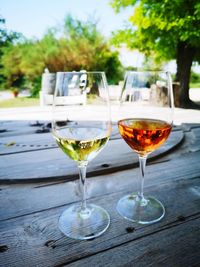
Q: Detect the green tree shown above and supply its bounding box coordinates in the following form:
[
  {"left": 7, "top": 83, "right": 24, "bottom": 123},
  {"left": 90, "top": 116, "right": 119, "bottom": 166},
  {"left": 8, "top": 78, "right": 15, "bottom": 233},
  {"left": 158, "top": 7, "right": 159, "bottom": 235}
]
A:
[
  {"left": 0, "top": 17, "right": 22, "bottom": 88},
  {"left": 1, "top": 15, "right": 123, "bottom": 95},
  {"left": 110, "top": 0, "right": 200, "bottom": 108}
]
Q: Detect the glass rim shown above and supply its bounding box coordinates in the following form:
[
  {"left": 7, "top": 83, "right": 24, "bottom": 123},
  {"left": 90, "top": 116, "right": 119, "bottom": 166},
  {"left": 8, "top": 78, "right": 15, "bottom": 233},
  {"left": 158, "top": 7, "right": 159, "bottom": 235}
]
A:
[
  {"left": 56, "top": 71, "right": 106, "bottom": 74},
  {"left": 125, "top": 70, "right": 171, "bottom": 75}
]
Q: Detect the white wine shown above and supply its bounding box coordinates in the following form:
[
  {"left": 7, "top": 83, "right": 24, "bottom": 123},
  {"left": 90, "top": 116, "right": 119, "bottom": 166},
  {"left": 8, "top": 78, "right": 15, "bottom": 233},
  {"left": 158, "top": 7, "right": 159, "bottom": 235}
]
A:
[{"left": 53, "top": 127, "right": 109, "bottom": 162}]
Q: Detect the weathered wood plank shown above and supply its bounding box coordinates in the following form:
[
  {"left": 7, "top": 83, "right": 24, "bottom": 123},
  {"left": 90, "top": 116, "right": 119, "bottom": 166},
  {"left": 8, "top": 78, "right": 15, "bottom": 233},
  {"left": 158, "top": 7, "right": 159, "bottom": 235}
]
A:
[
  {"left": 0, "top": 130, "right": 183, "bottom": 182},
  {"left": 1, "top": 150, "right": 200, "bottom": 221},
  {"left": 0, "top": 122, "right": 183, "bottom": 154},
  {"left": 0, "top": 120, "right": 184, "bottom": 138},
  {"left": 0, "top": 131, "right": 56, "bottom": 155},
  {"left": 0, "top": 179, "right": 200, "bottom": 266},
  {"left": 0, "top": 151, "right": 200, "bottom": 267},
  {"left": 0, "top": 120, "right": 46, "bottom": 137},
  {"left": 67, "top": 217, "right": 200, "bottom": 267},
  {"left": 0, "top": 124, "right": 121, "bottom": 155},
  {"left": 0, "top": 125, "right": 199, "bottom": 267},
  {"left": 0, "top": 123, "right": 183, "bottom": 155}
]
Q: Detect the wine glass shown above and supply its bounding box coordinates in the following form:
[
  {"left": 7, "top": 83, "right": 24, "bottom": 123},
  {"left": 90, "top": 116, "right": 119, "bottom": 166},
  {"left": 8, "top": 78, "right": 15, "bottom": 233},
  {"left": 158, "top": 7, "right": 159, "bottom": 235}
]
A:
[
  {"left": 117, "top": 71, "right": 174, "bottom": 224},
  {"left": 52, "top": 71, "right": 112, "bottom": 240}
]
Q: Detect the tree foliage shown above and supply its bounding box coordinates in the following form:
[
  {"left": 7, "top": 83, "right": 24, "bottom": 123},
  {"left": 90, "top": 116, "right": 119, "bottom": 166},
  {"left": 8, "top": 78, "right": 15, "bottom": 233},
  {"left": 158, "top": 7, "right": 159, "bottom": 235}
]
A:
[
  {"left": 110, "top": 0, "right": 200, "bottom": 107},
  {"left": 0, "top": 17, "right": 23, "bottom": 87},
  {"left": 111, "top": 0, "right": 200, "bottom": 58},
  {"left": 0, "top": 15, "right": 123, "bottom": 95}
]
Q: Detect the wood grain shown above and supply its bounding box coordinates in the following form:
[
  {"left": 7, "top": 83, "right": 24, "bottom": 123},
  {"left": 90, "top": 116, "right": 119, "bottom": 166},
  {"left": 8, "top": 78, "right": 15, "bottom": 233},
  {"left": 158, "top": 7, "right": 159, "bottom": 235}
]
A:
[
  {"left": 1, "top": 150, "right": 200, "bottom": 221},
  {"left": 0, "top": 150, "right": 200, "bottom": 266},
  {"left": 0, "top": 129, "right": 183, "bottom": 182},
  {"left": 0, "top": 123, "right": 199, "bottom": 267},
  {"left": 67, "top": 218, "right": 200, "bottom": 267}
]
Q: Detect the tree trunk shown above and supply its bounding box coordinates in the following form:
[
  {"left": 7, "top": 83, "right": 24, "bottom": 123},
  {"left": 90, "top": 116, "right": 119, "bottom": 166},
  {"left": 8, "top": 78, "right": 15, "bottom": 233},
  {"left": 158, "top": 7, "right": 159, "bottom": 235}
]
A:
[{"left": 175, "top": 41, "right": 196, "bottom": 108}]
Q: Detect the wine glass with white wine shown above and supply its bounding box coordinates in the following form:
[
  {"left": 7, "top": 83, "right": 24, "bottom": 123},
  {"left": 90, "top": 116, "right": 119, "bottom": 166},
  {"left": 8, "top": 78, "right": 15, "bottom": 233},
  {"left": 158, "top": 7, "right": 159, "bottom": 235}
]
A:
[
  {"left": 52, "top": 71, "right": 112, "bottom": 240},
  {"left": 117, "top": 71, "right": 174, "bottom": 224}
]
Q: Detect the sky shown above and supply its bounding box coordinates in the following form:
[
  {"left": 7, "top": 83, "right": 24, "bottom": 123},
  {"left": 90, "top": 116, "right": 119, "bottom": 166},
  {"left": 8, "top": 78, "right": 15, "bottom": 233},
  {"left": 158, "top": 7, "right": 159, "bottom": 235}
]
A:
[
  {"left": 0, "top": 0, "right": 133, "bottom": 39},
  {"left": 1, "top": 0, "right": 145, "bottom": 67},
  {"left": 1, "top": 0, "right": 199, "bottom": 73}
]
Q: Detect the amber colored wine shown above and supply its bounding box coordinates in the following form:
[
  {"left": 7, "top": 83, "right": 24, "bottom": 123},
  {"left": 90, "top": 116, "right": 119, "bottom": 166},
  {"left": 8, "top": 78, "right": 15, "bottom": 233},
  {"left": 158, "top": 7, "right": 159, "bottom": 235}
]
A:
[
  {"left": 53, "top": 127, "right": 109, "bottom": 162},
  {"left": 118, "top": 118, "right": 172, "bottom": 156}
]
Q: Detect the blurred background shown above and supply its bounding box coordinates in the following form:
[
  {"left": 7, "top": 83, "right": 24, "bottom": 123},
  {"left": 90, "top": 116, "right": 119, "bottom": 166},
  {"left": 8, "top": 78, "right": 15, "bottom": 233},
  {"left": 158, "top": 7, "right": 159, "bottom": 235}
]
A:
[{"left": 0, "top": 0, "right": 200, "bottom": 109}]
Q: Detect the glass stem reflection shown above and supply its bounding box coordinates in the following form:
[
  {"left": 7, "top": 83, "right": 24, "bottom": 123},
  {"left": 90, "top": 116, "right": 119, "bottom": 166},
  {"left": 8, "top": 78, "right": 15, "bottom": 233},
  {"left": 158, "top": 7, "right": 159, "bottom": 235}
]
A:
[
  {"left": 137, "top": 156, "right": 147, "bottom": 205},
  {"left": 78, "top": 161, "right": 88, "bottom": 212}
]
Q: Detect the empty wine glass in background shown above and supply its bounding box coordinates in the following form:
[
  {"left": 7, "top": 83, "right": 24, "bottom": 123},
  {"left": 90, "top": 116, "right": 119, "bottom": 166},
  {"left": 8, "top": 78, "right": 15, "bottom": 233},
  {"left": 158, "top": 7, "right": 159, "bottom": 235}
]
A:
[
  {"left": 52, "top": 71, "right": 112, "bottom": 240},
  {"left": 117, "top": 71, "right": 174, "bottom": 224}
]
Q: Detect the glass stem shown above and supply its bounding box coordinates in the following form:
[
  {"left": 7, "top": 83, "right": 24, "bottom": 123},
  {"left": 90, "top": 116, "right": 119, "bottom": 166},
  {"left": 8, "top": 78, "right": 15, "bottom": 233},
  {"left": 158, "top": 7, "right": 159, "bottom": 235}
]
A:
[
  {"left": 137, "top": 155, "right": 147, "bottom": 203},
  {"left": 78, "top": 162, "right": 88, "bottom": 211}
]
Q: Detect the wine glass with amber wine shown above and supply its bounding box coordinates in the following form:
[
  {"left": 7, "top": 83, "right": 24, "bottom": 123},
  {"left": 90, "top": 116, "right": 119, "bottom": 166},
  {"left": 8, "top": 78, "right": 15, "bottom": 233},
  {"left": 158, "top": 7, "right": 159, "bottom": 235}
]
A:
[
  {"left": 52, "top": 71, "right": 111, "bottom": 239},
  {"left": 117, "top": 71, "right": 174, "bottom": 224}
]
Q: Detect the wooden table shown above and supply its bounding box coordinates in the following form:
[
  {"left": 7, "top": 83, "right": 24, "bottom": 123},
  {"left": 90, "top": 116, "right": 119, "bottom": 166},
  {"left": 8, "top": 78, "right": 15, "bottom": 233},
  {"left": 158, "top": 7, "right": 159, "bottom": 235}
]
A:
[{"left": 0, "top": 121, "right": 200, "bottom": 267}]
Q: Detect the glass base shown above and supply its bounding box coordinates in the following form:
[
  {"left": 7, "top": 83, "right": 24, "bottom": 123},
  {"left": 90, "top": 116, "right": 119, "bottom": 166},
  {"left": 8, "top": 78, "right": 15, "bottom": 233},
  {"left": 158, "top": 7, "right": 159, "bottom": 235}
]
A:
[
  {"left": 117, "top": 194, "right": 165, "bottom": 224},
  {"left": 58, "top": 203, "right": 110, "bottom": 240}
]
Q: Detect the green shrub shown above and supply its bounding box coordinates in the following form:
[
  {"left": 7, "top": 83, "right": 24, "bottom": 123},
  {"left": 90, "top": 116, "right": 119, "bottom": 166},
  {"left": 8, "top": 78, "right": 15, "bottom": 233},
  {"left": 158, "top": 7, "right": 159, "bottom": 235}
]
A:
[{"left": 190, "top": 71, "right": 200, "bottom": 84}]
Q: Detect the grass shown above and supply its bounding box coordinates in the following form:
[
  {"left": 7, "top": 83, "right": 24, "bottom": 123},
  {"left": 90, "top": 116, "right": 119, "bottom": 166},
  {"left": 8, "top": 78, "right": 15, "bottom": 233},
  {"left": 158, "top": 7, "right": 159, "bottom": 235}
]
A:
[
  {"left": 0, "top": 97, "right": 39, "bottom": 108},
  {"left": 190, "top": 83, "right": 200, "bottom": 88}
]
